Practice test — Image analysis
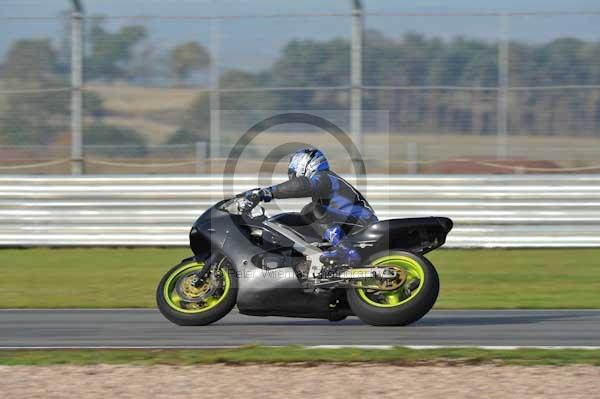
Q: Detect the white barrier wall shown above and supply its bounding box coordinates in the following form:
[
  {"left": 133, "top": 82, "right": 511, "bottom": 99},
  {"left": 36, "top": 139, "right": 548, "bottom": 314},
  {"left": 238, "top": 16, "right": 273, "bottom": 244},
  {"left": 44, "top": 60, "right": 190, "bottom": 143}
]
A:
[{"left": 1, "top": 174, "right": 599, "bottom": 247}]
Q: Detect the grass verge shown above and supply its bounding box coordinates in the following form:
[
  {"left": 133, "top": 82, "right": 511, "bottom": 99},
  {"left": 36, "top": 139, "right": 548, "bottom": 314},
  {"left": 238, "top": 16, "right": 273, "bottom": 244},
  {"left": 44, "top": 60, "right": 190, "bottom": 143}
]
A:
[
  {"left": 0, "top": 248, "right": 599, "bottom": 308},
  {"left": 1, "top": 346, "right": 599, "bottom": 366}
]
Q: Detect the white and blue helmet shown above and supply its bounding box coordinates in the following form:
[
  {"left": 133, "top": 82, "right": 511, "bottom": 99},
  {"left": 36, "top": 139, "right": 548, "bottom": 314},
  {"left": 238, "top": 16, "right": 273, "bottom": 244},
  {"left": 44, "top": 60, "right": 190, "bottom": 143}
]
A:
[{"left": 288, "top": 147, "right": 329, "bottom": 178}]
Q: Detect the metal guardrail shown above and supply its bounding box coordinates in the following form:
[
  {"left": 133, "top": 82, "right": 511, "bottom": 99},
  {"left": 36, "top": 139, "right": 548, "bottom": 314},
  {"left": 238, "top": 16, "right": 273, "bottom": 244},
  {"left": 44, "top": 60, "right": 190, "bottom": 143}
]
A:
[{"left": 0, "top": 174, "right": 599, "bottom": 248}]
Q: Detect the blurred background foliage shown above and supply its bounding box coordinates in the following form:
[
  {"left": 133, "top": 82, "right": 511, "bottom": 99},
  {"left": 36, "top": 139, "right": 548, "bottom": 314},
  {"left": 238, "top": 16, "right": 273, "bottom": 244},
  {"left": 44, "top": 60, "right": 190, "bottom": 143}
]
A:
[{"left": 2, "top": 16, "right": 600, "bottom": 147}]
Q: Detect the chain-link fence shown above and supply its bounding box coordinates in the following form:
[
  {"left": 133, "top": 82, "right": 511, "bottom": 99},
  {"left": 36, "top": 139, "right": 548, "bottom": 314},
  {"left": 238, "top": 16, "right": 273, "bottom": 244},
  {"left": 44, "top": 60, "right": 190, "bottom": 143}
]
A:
[{"left": 1, "top": 2, "right": 600, "bottom": 174}]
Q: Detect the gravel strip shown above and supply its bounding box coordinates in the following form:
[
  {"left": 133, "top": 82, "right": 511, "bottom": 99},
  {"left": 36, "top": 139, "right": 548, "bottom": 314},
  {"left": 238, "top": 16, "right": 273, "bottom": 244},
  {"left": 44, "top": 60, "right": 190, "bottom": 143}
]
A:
[{"left": 1, "top": 364, "right": 599, "bottom": 399}]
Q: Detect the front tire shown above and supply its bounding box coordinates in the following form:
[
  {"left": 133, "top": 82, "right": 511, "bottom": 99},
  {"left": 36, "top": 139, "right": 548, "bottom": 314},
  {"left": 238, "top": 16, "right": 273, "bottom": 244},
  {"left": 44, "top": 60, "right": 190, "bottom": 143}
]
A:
[
  {"left": 347, "top": 251, "right": 439, "bottom": 326},
  {"left": 156, "top": 255, "right": 237, "bottom": 326}
]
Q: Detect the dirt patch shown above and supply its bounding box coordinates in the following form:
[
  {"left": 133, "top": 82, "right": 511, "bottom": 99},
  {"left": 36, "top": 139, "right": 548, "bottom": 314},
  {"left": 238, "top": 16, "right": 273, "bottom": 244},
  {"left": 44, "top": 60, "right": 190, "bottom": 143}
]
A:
[{"left": 1, "top": 364, "right": 599, "bottom": 399}]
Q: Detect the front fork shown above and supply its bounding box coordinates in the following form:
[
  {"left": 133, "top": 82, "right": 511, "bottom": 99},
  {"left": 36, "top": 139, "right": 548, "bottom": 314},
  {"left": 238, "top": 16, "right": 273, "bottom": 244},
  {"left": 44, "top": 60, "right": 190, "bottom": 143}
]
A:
[{"left": 187, "top": 253, "right": 219, "bottom": 287}]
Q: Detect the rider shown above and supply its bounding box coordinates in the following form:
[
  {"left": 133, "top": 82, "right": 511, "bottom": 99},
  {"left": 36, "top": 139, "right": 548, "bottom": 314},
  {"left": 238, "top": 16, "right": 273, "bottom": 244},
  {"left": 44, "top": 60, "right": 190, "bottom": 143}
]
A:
[{"left": 242, "top": 147, "right": 377, "bottom": 267}]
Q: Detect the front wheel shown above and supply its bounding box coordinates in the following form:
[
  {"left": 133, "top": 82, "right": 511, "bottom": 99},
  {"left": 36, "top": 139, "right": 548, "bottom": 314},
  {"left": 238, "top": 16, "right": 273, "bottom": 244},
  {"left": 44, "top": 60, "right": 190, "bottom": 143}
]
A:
[
  {"left": 346, "top": 251, "right": 439, "bottom": 326},
  {"left": 156, "top": 255, "right": 237, "bottom": 326}
]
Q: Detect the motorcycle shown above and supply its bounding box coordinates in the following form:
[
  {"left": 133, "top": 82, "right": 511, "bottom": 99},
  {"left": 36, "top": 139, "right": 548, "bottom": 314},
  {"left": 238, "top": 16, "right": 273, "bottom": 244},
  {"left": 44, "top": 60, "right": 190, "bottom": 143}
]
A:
[{"left": 156, "top": 195, "right": 453, "bottom": 326}]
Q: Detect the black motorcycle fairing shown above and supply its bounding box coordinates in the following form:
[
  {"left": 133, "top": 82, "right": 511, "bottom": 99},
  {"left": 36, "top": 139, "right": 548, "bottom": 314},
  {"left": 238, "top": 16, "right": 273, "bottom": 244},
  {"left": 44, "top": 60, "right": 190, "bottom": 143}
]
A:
[
  {"left": 348, "top": 217, "right": 453, "bottom": 255},
  {"left": 189, "top": 201, "right": 337, "bottom": 319},
  {"left": 266, "top": 212, "right": 323, "bottom": 243}
]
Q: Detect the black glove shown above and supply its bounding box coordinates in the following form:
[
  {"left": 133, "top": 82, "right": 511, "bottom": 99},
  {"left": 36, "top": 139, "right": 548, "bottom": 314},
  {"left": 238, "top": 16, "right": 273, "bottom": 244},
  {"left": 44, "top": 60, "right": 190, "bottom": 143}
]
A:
[
  {"left": 245, "top": 187, "right": 273, "bottom": 202},
  {"left": 239, "top": 188, "right": 273, "bottom": 212}
]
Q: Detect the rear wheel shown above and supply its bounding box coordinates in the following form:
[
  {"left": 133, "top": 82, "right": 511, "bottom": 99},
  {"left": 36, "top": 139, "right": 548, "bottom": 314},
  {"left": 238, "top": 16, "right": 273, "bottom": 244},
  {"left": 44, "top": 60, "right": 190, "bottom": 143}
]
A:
[
  {"left": 346, "top": 251, "right": 439, "bottom": 326},
  {"left": 156, "top": 255, "right": 237, "bottom": 326}
]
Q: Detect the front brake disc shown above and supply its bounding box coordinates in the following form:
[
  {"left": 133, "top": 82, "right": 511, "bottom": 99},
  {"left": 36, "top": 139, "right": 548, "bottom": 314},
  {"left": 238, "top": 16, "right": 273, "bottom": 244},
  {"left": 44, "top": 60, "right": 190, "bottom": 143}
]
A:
[{"left": 176, "top": 272, "right": 219, "bottom": 303}]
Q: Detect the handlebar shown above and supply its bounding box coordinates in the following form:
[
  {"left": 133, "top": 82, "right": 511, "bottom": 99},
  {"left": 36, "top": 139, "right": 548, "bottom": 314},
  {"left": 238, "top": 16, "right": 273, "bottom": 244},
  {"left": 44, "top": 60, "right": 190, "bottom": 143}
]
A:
[{"left": 219, "top": 197, "right": 264, "bottom": 218}]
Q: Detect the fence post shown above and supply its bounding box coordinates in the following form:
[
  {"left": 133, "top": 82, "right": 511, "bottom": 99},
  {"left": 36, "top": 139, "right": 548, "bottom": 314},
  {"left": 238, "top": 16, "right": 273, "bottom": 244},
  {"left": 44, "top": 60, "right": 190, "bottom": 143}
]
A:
[
  {"left": 496, "top": 14, "right": 509, "bottom": 160},
  {"left": 407, "top": 142, "right": 418, "bottom": 174},
  {"left": 196, "top": 141, "right": 207, "bottom": 174},
  {"left": 70, "top": 0, "right": 84, "bottom": 175},
  {"left": 209, "top": 13, "right": 221, "bottom": 168},
  {"left": 350, "top": 0, "right": 364, "bottom": 175}
]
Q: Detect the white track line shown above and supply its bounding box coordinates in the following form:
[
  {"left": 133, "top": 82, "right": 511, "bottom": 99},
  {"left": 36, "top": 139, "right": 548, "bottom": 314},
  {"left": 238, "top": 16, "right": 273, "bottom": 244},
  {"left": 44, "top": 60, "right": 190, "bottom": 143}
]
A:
[
  {"left": 1, "top": 345, "right": 599, "bottom": 350},
  {"left": 307, "top": 345, "right": 600, "bottom": 350}
]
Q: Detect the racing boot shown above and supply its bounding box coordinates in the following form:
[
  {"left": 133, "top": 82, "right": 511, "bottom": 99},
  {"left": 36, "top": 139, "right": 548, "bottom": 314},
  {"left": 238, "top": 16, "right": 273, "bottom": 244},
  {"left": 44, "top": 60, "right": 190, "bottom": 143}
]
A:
[{"left": 319, "top": 241, "right": 361, "bottom": 267}]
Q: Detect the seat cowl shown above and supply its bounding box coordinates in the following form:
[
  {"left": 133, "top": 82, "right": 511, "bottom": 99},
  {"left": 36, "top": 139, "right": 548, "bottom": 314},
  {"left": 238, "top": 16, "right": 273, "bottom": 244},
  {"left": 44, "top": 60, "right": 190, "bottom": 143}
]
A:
[{"left": 349, "top": 217, "right": 453, "bottom": 254}]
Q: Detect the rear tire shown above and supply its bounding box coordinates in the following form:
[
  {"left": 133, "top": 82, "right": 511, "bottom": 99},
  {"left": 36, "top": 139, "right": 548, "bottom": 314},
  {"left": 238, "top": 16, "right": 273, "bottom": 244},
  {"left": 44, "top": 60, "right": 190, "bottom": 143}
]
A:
[
  {"left": 156, "top": 256, "right": 237, "bottom": 326},
  {"left": 346, "top": 251, "right": 439, "bottom": 326}
]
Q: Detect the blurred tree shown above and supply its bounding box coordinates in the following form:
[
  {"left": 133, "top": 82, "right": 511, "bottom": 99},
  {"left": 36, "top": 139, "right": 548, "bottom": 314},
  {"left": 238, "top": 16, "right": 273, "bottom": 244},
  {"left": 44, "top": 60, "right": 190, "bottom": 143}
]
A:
[
  {"left": 129, "top": 42, "right": 166, "bottom": 86},
  {"left": 2, "top": 39, "right": 58, "bottom": 82},
  {"left": 0, "top": 39, "right": 69, "bottom": 144},
  {"left": 268, "top": 38, "right": 349, "bottom": 109},
  {"left": 83, "top": 91, "right": 106, "bottom": 119},
  {"left": 0, "top": 37, "right": 106, "bottom": 145},
  {"left": 84, "top": 122, "right": 146, "bottom": 145},
  {"left": 87, "top": 18, "right": 148, "bottom": 81},
  {"left": 0, "top": 93, "right": 68, "bottom": 144},
  {"left": 219, "top": 69, "right": 277, "bottom": 110},
  {"left": 165, "top": 128, "right": 200, "bottom": 145},
  {"left": 269, "top": 38, "right": 349, "bottom": 87},
  {"left": 169, "top": 42, "right": 210, "bottom": 87},
  {"left": 84, "top": 123, "right": 147, "bottom": 156},
  {"left": 174, "top": 69, "right": 279, "bottom": 145},
  {"left": 220, "top": 69, "right": 261, "bottom": 89},
  {"left": 172, "top": 93, "right": 210, "bottom": 143}
]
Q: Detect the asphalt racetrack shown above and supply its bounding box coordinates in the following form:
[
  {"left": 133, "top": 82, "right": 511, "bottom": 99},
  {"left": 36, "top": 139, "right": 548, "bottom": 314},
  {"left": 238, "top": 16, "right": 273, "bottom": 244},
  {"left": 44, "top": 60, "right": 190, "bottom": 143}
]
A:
[{"left": 1, "top": 309, "right": 599, "bottom": 348}]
